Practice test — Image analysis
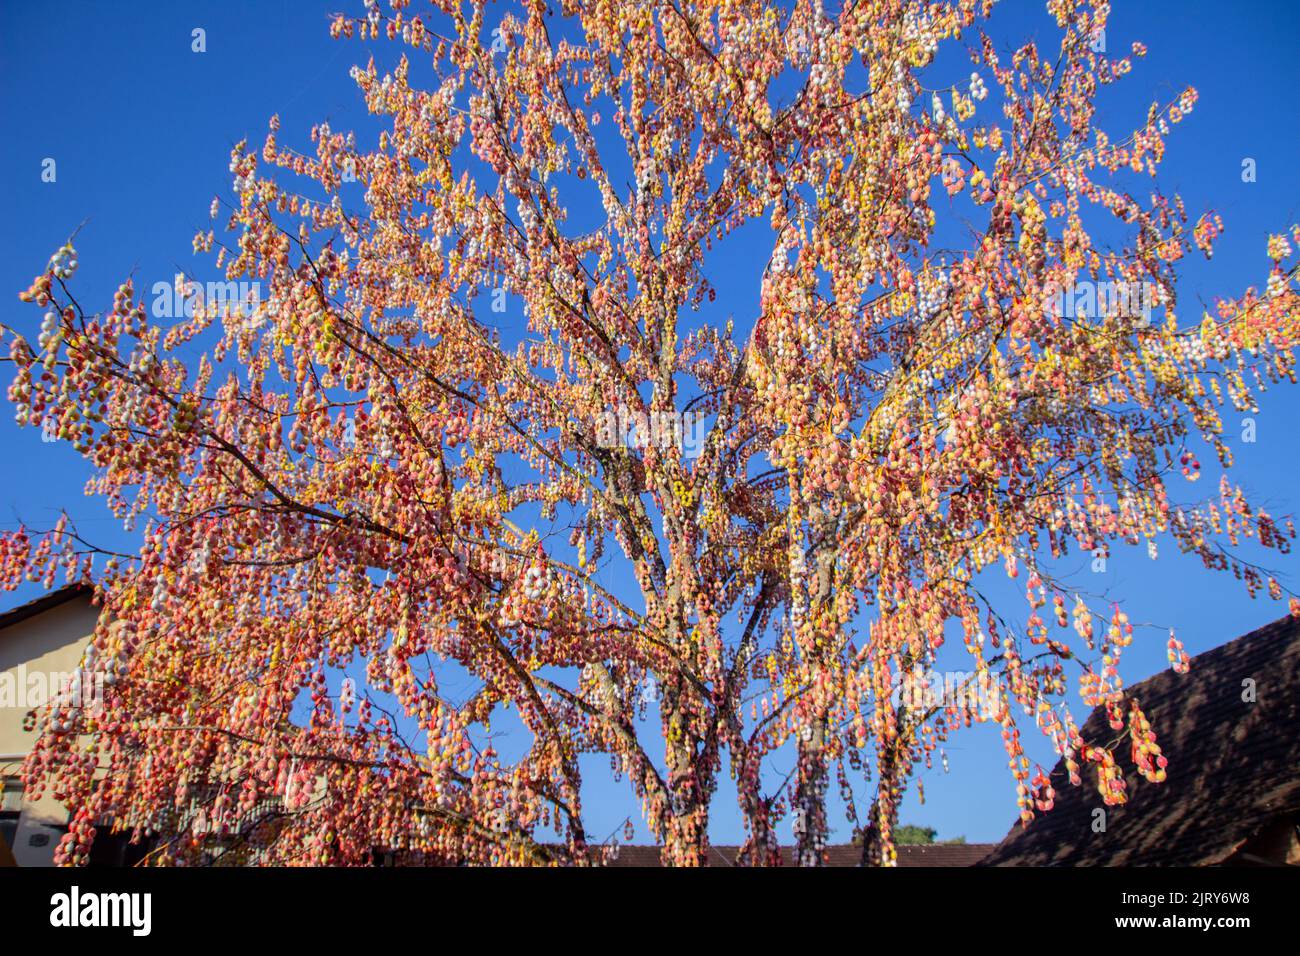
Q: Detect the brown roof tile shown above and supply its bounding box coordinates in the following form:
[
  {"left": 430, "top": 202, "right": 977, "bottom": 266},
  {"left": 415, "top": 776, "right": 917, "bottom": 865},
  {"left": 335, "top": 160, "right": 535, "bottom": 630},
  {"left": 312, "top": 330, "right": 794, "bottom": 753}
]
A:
[{"left": 981, "top": 614, "right": 1300, "bottom": 866}]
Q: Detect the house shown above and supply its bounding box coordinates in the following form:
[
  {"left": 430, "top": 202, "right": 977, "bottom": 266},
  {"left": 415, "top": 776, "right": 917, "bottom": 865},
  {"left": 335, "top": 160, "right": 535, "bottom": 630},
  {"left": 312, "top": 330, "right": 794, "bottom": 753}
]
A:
[
  {"left": 10, "top": 583, "right": 1295, "bottom": 868},
  {"left": 982, "top": 614, "right": 1300, "bottom": 866},
  {"left": 0, "top": 583, "right": 285, "bottom": 867},
  {"left": 600, "top": 843, "right": 994, "bottom": 867},
  {"left": 368, "top": 841, "right": 993, "bottom": 867},
  {"left": 0, "top": 584, "right": 98, "bottom": 866}
]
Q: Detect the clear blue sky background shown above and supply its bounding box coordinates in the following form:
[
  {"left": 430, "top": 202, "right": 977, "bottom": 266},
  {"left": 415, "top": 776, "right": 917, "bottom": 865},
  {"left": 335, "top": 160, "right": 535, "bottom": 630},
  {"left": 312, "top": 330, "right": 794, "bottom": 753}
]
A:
[{"left": 1, "top": 1, "right": 1297, "bottom": 847}]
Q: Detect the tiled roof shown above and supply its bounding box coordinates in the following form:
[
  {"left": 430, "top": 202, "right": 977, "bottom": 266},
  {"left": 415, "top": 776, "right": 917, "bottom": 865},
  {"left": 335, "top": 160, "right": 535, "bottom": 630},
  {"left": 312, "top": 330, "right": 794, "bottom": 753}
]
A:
[
  {"left": 602, "top": 843, "right": 994, "bottom": 867},
  {"left": 0, "top": 583, "right": 93, "bottom": 632},
  {"left": 982, "top": 614, "right": 1300, "bottom": 866}
]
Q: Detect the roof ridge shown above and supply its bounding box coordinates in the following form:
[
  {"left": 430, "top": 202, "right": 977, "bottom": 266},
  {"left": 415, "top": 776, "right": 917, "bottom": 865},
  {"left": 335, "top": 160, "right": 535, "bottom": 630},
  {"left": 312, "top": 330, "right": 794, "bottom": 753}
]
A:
[{"left": 0, "top": 583, "right": 94, "bottom": 632}]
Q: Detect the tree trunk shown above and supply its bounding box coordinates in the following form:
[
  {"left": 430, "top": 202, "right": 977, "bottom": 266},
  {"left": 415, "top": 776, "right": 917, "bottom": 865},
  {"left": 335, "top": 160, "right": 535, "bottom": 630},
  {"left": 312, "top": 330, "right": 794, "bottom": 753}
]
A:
[
  {"left": 660, "top": 691, "right": 712, "bottom": 866},
  {"left": 794, "top": 714, "right": 829, "bottom": 865}
]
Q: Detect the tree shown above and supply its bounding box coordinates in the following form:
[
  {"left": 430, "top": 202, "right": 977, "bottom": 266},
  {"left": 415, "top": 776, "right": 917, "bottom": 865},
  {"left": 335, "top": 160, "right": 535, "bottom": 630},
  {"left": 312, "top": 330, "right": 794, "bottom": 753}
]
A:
[
  {"left": 3, "top": 0, "right": 1298, "bottom": 867},
  {"left": 892, "top": 825, "right": 936, "bottom": 846}
]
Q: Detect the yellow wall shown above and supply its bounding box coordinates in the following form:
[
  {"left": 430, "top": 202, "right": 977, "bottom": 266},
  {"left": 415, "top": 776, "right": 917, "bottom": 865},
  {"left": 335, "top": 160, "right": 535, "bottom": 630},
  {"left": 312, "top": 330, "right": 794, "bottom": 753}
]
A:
[{"left": 0, "top": 594, "right": 98, "bottom": 866}]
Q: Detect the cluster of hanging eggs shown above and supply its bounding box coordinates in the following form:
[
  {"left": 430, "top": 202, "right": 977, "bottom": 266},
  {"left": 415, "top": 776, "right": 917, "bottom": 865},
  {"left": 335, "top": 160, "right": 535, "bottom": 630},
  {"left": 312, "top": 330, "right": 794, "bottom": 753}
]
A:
[
  {"left": 48, "top": 243, "right": 78, "bottom": 280},
  {"left": 498, "top": 552, "right": 550, "bottom": 627}
]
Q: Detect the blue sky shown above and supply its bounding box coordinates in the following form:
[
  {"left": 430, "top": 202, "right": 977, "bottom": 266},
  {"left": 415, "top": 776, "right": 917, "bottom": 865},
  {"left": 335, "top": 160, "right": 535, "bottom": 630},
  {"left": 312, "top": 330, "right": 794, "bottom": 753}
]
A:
[{"left": 1, "top": 1, "right": 1298, "bottom": 848}]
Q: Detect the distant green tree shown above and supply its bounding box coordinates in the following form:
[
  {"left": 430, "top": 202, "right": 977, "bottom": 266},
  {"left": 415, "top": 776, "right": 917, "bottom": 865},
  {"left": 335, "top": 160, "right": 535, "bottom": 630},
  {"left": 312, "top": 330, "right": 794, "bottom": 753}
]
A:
[{"left": 893, "top": 825, "right": 937, "bottom": 845}]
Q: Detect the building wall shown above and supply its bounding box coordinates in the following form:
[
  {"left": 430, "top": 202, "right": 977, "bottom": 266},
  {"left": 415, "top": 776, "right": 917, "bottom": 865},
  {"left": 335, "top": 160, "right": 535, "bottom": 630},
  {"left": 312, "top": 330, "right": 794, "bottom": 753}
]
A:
[
  {"left": 0, "top": 594, "right": 98, "bottom": 866},
  {"left": 1223, "top": 814, "right": 1300, "bottom": 866}
]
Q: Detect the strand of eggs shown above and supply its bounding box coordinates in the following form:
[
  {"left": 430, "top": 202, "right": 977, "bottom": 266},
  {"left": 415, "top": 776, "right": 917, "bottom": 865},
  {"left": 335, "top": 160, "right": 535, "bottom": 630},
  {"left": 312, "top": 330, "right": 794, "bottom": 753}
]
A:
[
  {"left": 230, "top": 157, "right": 256, "bottom": 193},
  {"left": 917, "top": 268, "right": 950, "bottom": 318},
  {"left": 931, "top": 93, "right": 946, "bottom": 124},
  {"left": 901, "top": 8, "right": 938, "bottom": 56},
  {"left": 38, "top": 309, "right": 62, "bottom": 350},
  {"left": 48, "top": 244, "right": 78, "bottom": 280},
  {"left": 522, "top": 563, "right": 547, "bottom": 601}
]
